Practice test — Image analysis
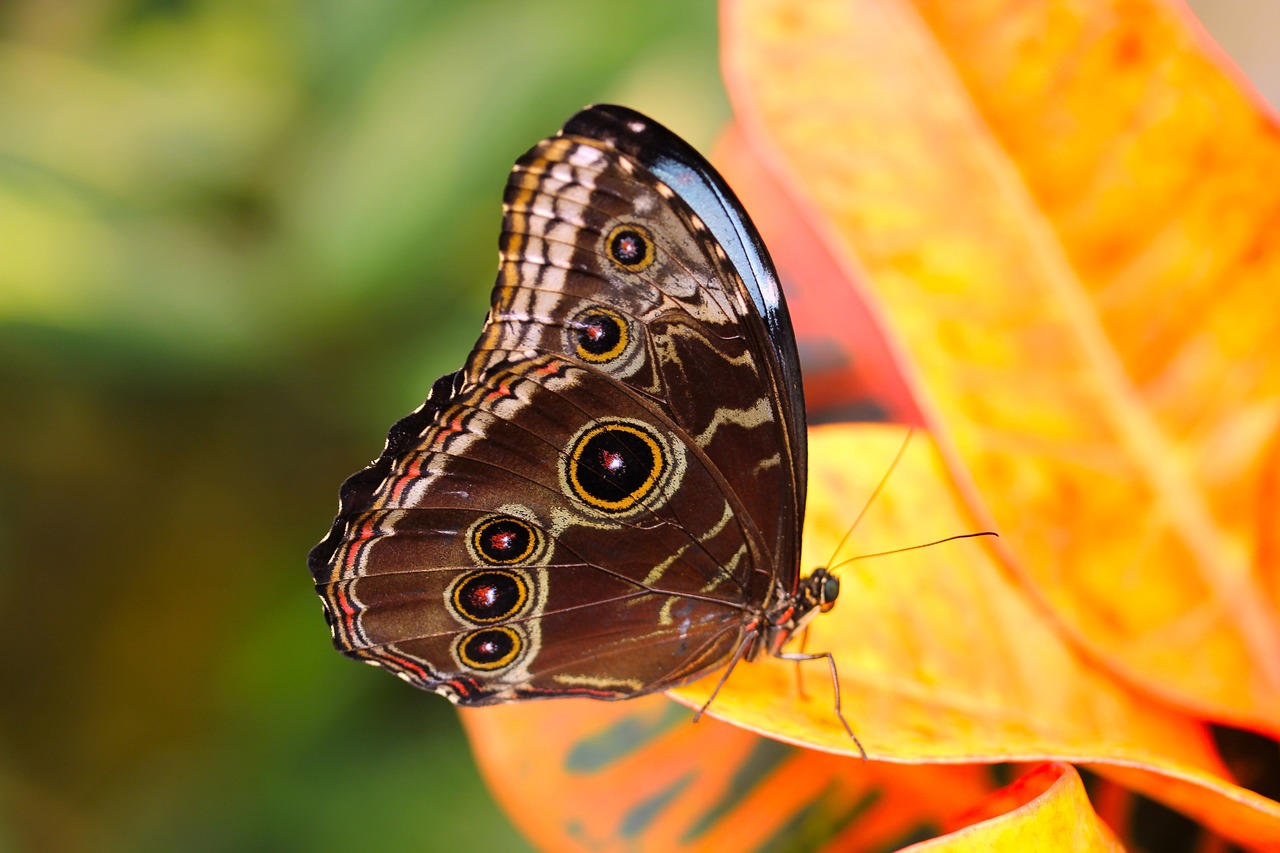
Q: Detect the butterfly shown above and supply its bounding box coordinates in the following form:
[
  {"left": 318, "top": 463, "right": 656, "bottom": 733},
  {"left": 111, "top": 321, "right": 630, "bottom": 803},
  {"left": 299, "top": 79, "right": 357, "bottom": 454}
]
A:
[{"left": 308, "top": 104, "right": 860, "bottom": 753}]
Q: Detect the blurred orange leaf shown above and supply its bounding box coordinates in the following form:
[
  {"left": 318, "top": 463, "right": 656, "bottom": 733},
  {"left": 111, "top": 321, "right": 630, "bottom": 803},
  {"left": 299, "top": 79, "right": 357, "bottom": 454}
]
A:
[
  {"left": 463, "top": 695, "right": 998, "bottom": 853},
  {"left": 722, "top": 0, "right": 1280, "bottom": 737}
]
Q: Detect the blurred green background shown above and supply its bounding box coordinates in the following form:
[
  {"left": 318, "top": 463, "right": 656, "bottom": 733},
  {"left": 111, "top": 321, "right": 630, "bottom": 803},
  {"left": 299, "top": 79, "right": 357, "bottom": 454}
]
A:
[
  {"left": 0, "top": 1, "right": 1274, "bottom": 851},
  {"left": 0, "top": 2, "right": 725, "bottom": 850}
]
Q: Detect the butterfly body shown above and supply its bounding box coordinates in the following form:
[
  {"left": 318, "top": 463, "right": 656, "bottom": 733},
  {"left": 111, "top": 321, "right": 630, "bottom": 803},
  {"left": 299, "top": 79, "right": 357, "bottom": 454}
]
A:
[{"left": 309, "top": 105, "right": 824, "bottom": 710}]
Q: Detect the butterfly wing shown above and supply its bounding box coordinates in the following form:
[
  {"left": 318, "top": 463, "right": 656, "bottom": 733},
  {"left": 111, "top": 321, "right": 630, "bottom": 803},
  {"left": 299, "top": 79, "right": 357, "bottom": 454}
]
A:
[
  {"left": 491, "top": 105, "right": 806, "bottom": 595},
  {"left": 562, "top": 104, "right": 807, "bottom": 540},
  {"left": 309, "top": 105, "right": 805, "bottom": 704}
]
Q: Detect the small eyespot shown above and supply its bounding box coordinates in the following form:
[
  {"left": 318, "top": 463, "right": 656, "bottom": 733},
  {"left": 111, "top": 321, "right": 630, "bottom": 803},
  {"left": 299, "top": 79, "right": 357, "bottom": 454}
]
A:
[
  {"left": 452, "top": 570, "right": 529, "bottom": 624},
  {"left": 570, "top": 306, "right": 630, "bottom": 364},
  {"left": 469, "top": 515, "right": 542, "bottom": 565},
  {"left": 456, "top": 627, "right": 522, "bottom": 671},
  {"left": 606, "top": 224, "right": 654, "bottom": 272}
]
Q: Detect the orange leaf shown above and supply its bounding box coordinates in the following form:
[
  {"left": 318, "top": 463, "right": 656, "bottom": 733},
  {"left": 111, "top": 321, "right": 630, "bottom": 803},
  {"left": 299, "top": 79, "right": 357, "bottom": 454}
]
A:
[
  {"left": 904, "top": 763, "right": 1121, "bottom": 851},
  {"left": 462, "top": 695, "right": 999, "bottom": 852},
  {"left": 668, "top": 424, "right": 1280, "bottom": 849},
  {"left": 713, "top": 124, "right": 925, "bottom": 427},
  {"left": 722, "top": 0, "right": 1280, "bottom": 735}
]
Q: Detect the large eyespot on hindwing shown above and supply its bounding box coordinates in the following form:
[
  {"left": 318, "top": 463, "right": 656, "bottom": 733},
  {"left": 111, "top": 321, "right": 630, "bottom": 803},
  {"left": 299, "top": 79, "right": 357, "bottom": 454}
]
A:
[
  {"left": 560, "top": 418, "right": 684, "bottom": 516},
  {"left": 604, "top": 223, "right": 655, "bottom": 272},
  {"left": 467, "top": 515, "right": 546, "bottom": 566},
  {"left": 453, "top": 625, "right": 525, "bottom": 672}
]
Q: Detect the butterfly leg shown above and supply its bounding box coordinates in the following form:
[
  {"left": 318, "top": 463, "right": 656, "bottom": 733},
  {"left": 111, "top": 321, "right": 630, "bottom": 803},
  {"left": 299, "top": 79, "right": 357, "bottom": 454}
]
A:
[
  {"left": 793, "top": 627, "right": 811, "bottom": 701},
  {"left": 693, "top": 630, "right": 757, "bottom": 724},
  {"left": 775, "top": 649, "right": 867, "bottom": 760}
]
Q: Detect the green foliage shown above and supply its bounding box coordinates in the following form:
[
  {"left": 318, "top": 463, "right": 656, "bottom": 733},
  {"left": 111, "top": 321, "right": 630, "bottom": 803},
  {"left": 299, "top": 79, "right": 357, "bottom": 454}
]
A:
[{"left": 0, "top": 1, "right": 726, "bottom": 849}]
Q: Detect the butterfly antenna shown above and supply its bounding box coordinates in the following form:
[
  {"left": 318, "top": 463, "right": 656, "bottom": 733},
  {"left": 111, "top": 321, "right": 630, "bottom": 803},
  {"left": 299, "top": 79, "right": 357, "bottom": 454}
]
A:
[
  {"left": 824, "top": 426, "right": 916, "bottom": 570},
  {"left": 827, "top": 531, "right": 998, "bottom": 574}
]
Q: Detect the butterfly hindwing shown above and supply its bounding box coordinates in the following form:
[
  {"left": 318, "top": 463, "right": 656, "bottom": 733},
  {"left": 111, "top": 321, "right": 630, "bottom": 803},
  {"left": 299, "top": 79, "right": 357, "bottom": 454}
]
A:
[{"left": 315, "top": 355, "right": 755, "bottom": 702}]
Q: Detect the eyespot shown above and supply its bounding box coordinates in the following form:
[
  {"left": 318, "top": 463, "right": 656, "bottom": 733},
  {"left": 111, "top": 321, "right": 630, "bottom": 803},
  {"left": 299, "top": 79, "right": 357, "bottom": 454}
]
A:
[
  {"left": 562, "top": 419, "right": 666, "bottom": 513},
  {"left": 456, "top": 626, "right": 522, "bottom": 671},
  {"left": 451, "top": 570, "right": 529, "bottom": 624},
  {"left": 468, "top": 515, "right": 543, "bottom": 566},
  {"left": 606, "top": 224, "right": 654, "bottom": 272},
  {"left": 569, "top": 306, "right": 630, "bottom": 364}
]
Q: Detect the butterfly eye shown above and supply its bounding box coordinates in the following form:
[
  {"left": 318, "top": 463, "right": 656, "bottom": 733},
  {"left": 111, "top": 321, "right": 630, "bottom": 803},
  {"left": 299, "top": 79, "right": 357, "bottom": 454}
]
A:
[
  {"left": 456, "top": 626, "right": 523, "bottom": 671},
  {"left": 606, "top": 224, "right": 654, "bottom": 271},
  {"left": 563, "top": 420, "right": 665, "bottom": 513},
  {"left": 452, "top": 570, "right": 529, "bottom": 623},
  {"left": 820, "top": 574, "right": 840, "bottom": 613},
  {"left": 570, "top": 306, "right": 630, "bottom": 364}
]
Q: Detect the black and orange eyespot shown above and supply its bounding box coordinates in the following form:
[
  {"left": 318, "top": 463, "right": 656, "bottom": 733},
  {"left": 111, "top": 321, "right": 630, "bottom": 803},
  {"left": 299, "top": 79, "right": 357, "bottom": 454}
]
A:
[
  {"left": 469, "top": 515, "right": 541, "bottom": 566},
  {"left": 570, "top": 306, "right": 630, "bottom": 364},
  {"left": 456, "top": 626, "right": 522, "bottom": 671},
  {"left": 451, "top": 570, "right": 529, "bottom": 624},
  {"left": 563, "top": 420, "right": 665, "bottom": 513},
  {"left": 605, "top": 224, "right": 654, "bottom": 272}
]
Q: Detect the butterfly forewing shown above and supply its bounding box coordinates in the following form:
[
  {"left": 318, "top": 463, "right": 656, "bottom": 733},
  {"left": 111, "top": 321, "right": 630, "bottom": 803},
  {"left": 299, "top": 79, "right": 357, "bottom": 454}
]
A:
[{"left": 486, "top": 131, "right": 796, "bottom": 594}]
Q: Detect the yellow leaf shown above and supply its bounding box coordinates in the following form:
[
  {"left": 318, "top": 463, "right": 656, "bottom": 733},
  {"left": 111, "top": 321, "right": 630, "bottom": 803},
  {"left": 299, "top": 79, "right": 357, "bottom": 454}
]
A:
[{"left": 904, "top": 764, "right": 1122, "bottom": 851}]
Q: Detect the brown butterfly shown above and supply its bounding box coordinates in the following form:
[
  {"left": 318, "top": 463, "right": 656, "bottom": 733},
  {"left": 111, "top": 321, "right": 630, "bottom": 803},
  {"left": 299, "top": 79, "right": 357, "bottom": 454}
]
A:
[{"left": 309, "top": 104, "right": 861, "bottom": 753}]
